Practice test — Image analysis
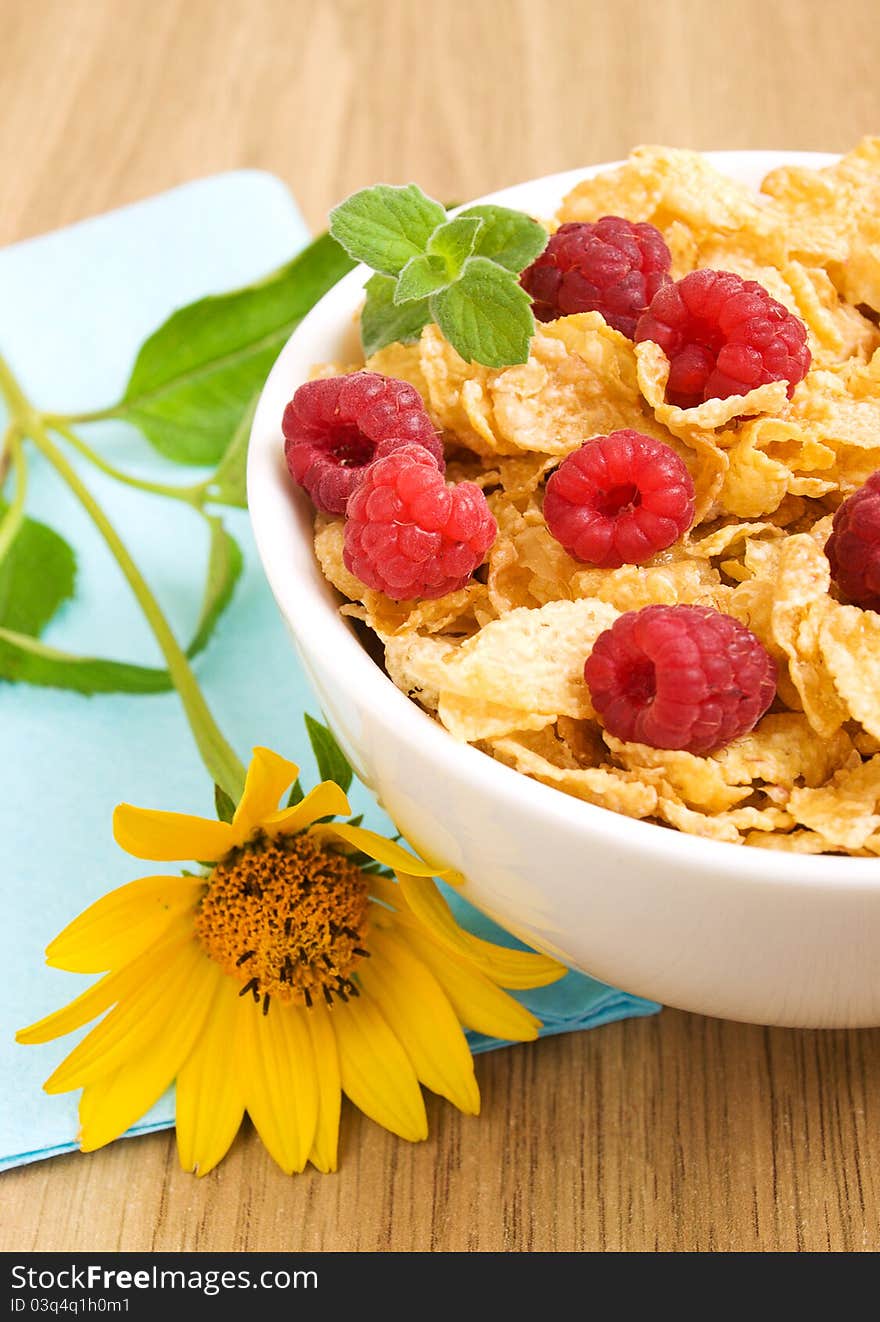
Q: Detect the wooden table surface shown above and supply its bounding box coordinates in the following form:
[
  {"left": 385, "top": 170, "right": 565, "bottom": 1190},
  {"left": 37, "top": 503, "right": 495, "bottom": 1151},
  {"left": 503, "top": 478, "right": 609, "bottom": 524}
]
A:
[{"left": 3, "top": 0, "right": 880, "bottom": 1253}]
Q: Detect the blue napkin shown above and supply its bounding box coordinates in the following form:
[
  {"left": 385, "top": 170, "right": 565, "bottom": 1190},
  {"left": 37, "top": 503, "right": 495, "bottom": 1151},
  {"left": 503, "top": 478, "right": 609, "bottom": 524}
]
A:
[{"left": 0, "top": 173, "right": 659, "bottom": 1173}]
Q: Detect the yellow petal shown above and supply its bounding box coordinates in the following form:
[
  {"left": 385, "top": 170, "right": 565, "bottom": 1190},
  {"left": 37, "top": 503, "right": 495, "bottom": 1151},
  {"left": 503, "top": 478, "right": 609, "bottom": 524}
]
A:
[
  {"left": 45, "top": 937, "right": 207, "bottom": 1093},
  {"left": 322, "top": 824, "right": 442, "bottom": 877},
  {"left": 361, "top": 926, "right": 479, "bottom": 1115},
  {"left": 113, "top": 803, "right": 233, "bottom": 862},
  {"left": 46, "top": 875, "right": 205, "bottom": 974},
  {"left": 231, "top": 747, "right": 300, "bottom": 840},
  {"left": 362, "top": 874, "right": 404, "bottom": 913},
  {"left": 16, "top": 923, "right": 192, "bottom": 1045},
  {"left": 176, "top": 979, "right": 247, "bottom": 1177},
  {"left": 263, "top": 781, "right": 351, "bottom": 837},
  {"left": 303, "top": 1002, "right": 341, "bottom": 1174},
  {"left": 77, "top": 953, "right": 219, "bottom": 1152},
  {"left": 397, "top": 874, "right": 564, "bottom": 989},
  {"left": 401, "top": 926, "right": 541, "bottom": 1042},
  {"left": 459, "top": 930, "right": 566, "bottom": 989},
  {"left": 331, "top": 989, "right": 428, "bottom": 1142},
  {"left": 241, "top": 1002, "right": 319, "bottom": 1175}
]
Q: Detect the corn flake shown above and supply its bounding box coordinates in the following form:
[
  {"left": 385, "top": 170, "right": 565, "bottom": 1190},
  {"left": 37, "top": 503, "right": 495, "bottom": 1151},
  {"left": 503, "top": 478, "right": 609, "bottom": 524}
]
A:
[
  {"left": 435, "top": 597, "right": 619, "bottom": 720},
  {"left": 604, "top": 736, "right": 751, "bottom": 812},
  {"left": 636, "top": 338, "right": 789, "bottom": 432},
  {"left": 712, "top": 714, "right": 853, "bottom": 789},
  {"left": 365, "top": 342, "right": 430, "bottom": 401},
  {"left": 819, "top": 604, "right": 880, "bottom": 740},
  {"left": 490, "top": 733, "right": 661, "bottom": 818},
  {"left": 489, "top": 314, "right": 652, "bottom": 456},
  {"left": 788, "top": 756, "right": 880, "bottom": 850},
  {"left": 761, "top": 138, "right": 880, "bottom": 306},
  {"left": 560, "top": 146, "right": 777, "bottom": 243}
]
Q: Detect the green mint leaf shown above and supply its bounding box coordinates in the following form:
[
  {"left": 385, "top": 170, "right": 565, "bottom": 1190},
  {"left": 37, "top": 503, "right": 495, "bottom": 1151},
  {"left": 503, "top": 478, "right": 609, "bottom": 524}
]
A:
[
  {"left": 329, "top": 184, "right": 447, "bottom": 277},
  {"left": 394, "top": 254, "right": 450, "bottom": 305},
  {"left": 114, "top": 232, "right": 354, "bottom": 465},
  {"left": 186, "top": 517, "right": 243, "bottom": 658},
  {"left": 214, "top": 783, "right": 236, "bottom": 823},
  {"left": 0, "top": 627, "right": 176, "bottom": 693},
  {"left": 361, "top": 273, "right": 430, "bottom": 357},
  {"left": 0, "top": 504, "right": 76, "bottom": 637},
  {"left": 426, "top": 216, "right": 483, "bottom": 277},
  {"left": 458, "top": 205, "right": 549, "bottom": 272},
  {"left": 205, "top": 393, "right": 258, "bottom": 508},
  {"left": 304, "top": 713, "right": 354, "bottom": 794},
  {"left": 430, "top": 256, "right": 535, "bottom": 368}
]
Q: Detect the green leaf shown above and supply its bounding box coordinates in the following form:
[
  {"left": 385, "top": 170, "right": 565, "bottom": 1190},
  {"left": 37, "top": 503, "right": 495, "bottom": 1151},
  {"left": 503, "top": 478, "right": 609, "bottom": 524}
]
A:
[
  {"left": 304, "top": 713, "right": 354, "bottom": 794},
  {"left": 458, "top": 205, "right": 549, "bottom": 272},
  {"left": 426, "top": 216, "right": 483, "bottom": 278},
  {"left": 0, "top": 514, "right": 241, "bottom": 694},
  {"left": 329, "top": 184, "right": 447, "bottom": 278},
  {"left": 430, "top": 256, "right": 535, "bottom": 368},
  {"left": 286, "top": 779, "right": 305, "bottom": 807},
  {"left": 361, "top": 861, "right": 396, "bottom": 878},
  {"left": 115, "top": 232, "right": 355, "bottom": 465},
  {"left": 0, "top": 504, "right": 76, "bottom": 636},
  {"left": 394, "top": 254, "right": 450, "bottom": 305},
  {"left": 186, "top": 517, "right": 243, "bottom": 658},
  {"left": 205, "top": 393, "right": 258, "bottom": 509},
  {"left": 214, "top": 783, "right": 236, "bottom": 823},
  {"left": 360, "top": 274, "right": 431, "bottom": 357},
  {"left": 0, "top": 627, "right": 176, "bottom": 693}
]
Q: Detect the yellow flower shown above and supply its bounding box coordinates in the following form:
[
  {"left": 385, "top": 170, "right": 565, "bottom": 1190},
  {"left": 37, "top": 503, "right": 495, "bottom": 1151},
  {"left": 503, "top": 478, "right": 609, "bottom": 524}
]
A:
[{"left": 18, "top": 747, "right": 564, "bottom": 1176}]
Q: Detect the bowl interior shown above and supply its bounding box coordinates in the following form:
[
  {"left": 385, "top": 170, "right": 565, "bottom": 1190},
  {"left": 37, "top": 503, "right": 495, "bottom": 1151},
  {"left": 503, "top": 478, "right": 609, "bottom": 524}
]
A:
[{"left": 248, "top": 149, "right": 878, "bottom": 889}]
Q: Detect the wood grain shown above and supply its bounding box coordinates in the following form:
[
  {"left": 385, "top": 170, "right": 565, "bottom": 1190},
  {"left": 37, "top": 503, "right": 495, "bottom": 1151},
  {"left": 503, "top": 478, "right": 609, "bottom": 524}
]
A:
[{"left": 3, "top": 0, "right": 880, "bottom": 1253}]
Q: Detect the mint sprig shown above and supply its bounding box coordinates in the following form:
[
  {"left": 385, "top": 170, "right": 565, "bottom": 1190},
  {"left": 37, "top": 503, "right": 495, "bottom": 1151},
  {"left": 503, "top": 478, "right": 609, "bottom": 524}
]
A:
[{"left": 329, "top": 184, "right": 548, "bottom": 368}]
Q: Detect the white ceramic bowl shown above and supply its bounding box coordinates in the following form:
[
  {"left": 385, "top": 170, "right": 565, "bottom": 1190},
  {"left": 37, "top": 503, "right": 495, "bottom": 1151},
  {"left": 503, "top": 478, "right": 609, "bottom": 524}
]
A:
[{"left": 249, "top": 151, "right": 880, "bottom": 1029}]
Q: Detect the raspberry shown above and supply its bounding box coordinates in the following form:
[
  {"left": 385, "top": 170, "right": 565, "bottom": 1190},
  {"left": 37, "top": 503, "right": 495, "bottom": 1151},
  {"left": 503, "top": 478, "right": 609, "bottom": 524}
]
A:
[
  {"left": 343, "top": 446, "right": 497, "bottom": 601},
  {"left": 282, "top": 372, "right": 444, "bottom": 515},
  {"left": 543, "top": 430, "right": 695, "bottom": 568},
  {"left": 634, "top": 269, "right": 811, "bottom": 409},
  {"left": 520, "top": 218, "right": 672, "bottom": 337},
  {"left": 825, "top": 472, "right": 880, "bottom": 611},
  {"left": 584, "top": 604, "right": 777, "bottom": 755}
]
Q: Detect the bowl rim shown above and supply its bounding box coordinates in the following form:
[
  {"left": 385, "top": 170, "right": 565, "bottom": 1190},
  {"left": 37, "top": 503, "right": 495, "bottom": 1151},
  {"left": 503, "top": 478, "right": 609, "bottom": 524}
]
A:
[{"left": 248, "top": 148, "right": 880, "bottom": 888}]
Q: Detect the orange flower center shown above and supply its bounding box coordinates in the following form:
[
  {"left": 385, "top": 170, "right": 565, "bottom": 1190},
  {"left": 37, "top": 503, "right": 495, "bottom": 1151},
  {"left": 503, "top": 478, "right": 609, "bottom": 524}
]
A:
[{"left": 193, "top": 833, "right": 370, "bottom": 1013}]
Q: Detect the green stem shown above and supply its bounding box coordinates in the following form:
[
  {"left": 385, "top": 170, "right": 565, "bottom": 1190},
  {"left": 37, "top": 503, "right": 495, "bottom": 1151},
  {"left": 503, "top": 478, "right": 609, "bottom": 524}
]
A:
[
  {"left": 0, "top": 353, "right": 32, "bottom": 425},
  {"left": 0, "top": 425, "right": 27, "bottom": 566},
  {"left": 50, "top": 420, "right": 208, "bottom": 508},
  {"left": 42, "top": 406, "right": 120, "bottom": 428},
  {"left": 0, "top": 351, "right": 246, "bottom": 803},
  {"left": 36, "top": 428, "right": 245, "bottom": 799},
  {"left": 0, "top": 421, "right": 12, "bottom": 486}
]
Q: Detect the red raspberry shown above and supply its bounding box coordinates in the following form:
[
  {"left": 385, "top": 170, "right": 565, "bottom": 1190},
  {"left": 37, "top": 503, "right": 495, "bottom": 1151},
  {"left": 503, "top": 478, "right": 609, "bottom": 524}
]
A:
[
  {"left": 343, "top": 446, "right": 497, "bottom": 601},
  {"left": 282, "top": 372, "right": 444, "bottom": 515},
  {"left": 634, "top": 269, "right": 811, "bottom": 409},
  {"left": 584, "top": 604, "right": 777, "bottom": 755},
  {"left": 825, "top": 472, "right": 880, "bottom": 611},
  {"left": 543, "top": 430, "right": 695, "bottom": 568},
  {"left": 520, "top": 218, "right": 672, "bottom": 337}
]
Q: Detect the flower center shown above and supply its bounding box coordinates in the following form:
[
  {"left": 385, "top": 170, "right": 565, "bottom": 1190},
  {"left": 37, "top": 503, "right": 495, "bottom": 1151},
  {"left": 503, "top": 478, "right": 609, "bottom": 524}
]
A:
[{"left": 194, "top": 833, "right": 370, "bottom": 1013}]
